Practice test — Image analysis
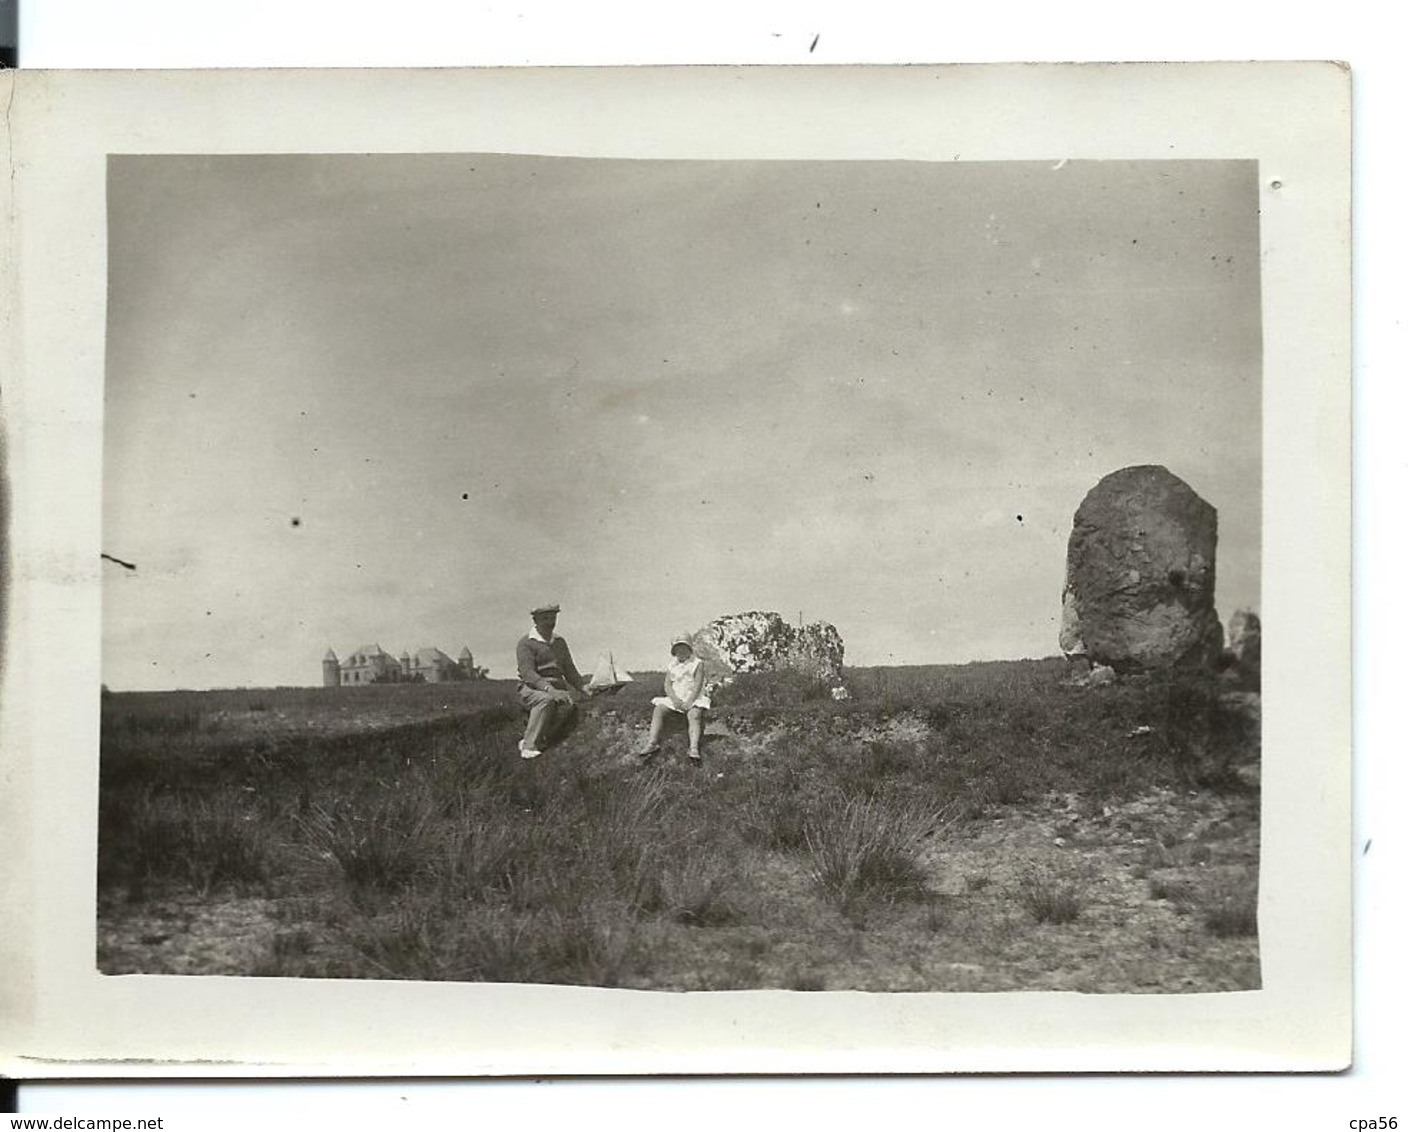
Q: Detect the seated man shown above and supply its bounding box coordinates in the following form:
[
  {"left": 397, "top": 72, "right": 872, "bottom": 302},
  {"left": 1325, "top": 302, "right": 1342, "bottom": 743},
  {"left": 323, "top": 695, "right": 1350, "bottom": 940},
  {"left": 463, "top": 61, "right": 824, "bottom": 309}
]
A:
[{"left": 516, "top": 602, "right": 589, "bottom": 759}]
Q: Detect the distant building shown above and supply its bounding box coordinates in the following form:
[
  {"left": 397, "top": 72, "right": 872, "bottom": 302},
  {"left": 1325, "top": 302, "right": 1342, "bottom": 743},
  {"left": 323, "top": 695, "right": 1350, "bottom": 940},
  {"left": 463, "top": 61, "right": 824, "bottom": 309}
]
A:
[{"left": 322, "top": 644, "right": 486, "bottom": 686}]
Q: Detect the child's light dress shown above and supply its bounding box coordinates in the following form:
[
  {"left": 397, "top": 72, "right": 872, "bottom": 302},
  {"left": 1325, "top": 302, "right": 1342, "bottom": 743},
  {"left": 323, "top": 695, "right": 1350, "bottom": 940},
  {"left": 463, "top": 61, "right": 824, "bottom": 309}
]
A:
[{"left": 652, "top": 656, "right": 712, "bottom": 712}]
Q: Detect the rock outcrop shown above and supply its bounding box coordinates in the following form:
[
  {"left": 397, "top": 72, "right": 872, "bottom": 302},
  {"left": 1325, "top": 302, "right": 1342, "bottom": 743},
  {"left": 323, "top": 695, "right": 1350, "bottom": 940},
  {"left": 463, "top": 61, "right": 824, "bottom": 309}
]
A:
[
  {"left": 690, "top": 611, "right": 845, "bottom": 684},
  {"left": 1059, "top": 465, "right": 1223, "bottom": 672}
]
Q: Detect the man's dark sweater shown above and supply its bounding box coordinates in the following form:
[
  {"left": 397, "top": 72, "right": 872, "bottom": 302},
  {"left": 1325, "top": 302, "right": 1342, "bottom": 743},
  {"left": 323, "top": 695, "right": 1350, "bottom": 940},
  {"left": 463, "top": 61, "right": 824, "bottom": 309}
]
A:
[{"left": 516, "top": 632, "right": 585, "bottom": 692}]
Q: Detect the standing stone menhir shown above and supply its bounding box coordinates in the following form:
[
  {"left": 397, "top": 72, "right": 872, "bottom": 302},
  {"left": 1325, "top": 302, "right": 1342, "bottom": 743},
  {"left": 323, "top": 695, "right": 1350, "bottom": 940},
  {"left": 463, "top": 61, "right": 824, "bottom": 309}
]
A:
[{"left": 1059, "top": 465, "right": 1223, "bottom": 673}]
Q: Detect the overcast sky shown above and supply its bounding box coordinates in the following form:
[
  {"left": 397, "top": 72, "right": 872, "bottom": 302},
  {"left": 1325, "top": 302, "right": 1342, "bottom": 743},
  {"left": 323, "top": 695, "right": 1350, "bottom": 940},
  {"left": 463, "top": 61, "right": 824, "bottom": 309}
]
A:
[{"left": 103, "top": 155, "right": 1261, "bottom": 691}]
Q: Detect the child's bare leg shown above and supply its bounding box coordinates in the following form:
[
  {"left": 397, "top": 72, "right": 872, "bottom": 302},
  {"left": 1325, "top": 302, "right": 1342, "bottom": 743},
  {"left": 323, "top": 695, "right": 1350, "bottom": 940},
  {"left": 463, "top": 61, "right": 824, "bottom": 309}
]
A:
[
  {"left": 650, "top": 704, "right": 670, "bottom": 746},
  {"left": 686, "top": 707, "right": 703, "bottom": 758},
  {"left": 639, "top": 704, "right": 668, "bottom": 755}
]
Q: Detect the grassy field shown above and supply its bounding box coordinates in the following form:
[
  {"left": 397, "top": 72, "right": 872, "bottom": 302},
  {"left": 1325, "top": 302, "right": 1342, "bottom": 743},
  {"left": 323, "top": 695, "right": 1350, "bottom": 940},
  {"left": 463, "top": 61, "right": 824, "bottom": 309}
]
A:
[{"left": 97, "top": 659, "right": 1260, "bottom": 992}]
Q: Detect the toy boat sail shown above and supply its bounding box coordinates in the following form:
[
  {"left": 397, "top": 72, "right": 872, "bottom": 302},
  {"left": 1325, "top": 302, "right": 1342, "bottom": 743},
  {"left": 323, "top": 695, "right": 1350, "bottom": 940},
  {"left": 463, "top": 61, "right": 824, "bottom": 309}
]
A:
[{"left": 585, "top": 651, "right": 634, "bottom": 694}]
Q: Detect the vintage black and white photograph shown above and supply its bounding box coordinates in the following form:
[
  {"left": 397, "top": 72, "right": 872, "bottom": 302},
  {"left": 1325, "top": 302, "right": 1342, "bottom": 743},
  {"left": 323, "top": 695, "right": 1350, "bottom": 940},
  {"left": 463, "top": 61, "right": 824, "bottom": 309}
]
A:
[
  {"left": 0, "top": 61, "right": 1352, "bottom": 1076},
  {"left": 96, "top": 150, "right": 1265, "bottom": 993}
]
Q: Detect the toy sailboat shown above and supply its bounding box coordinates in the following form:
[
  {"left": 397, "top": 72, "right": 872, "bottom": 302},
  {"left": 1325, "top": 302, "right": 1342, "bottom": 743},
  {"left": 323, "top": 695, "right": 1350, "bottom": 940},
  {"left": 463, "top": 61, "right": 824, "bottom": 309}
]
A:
[{"left": 585, "top": 651, "right": 634, "bottom": 694}]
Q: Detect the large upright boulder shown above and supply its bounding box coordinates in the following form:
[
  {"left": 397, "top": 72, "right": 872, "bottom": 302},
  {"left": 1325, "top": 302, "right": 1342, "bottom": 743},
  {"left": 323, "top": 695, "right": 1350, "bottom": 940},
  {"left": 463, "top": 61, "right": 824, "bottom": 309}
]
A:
[
  {"left": 1059, "top": 465, "right": 1222, "bottom": 672},
  {"left": 690, "top": 611, "right": 845, "bottom": 684}
]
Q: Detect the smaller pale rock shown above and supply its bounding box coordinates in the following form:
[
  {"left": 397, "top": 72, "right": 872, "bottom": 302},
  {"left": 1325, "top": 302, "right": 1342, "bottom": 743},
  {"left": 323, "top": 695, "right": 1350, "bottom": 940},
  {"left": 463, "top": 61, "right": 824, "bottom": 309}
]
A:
[
  {"left": 1225, "top": 608, "right": 1261, "bottom": 687},
  {"left": 691, "top": 611, "right": 845, "bottom": 683},
  {"left": 1086, "top": 664, "right": 1117, "bottom": 687}
]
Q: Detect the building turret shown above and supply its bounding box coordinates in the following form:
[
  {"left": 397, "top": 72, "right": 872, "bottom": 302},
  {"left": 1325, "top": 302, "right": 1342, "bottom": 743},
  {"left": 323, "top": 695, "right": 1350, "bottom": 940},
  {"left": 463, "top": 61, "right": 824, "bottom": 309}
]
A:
[
  {"left": 322, "top": 648, "right": 340, "bottom": 688},
  {"left": 458, "top": 646, "right": 476, "bottom": 679}
]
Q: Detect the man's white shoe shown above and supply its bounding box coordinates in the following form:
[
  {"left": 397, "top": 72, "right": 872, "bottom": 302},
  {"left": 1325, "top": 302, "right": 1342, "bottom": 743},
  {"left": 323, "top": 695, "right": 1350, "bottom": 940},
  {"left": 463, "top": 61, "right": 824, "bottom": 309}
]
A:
[{"left": 518, "top": 740, "right": 542, "bottom": 760}]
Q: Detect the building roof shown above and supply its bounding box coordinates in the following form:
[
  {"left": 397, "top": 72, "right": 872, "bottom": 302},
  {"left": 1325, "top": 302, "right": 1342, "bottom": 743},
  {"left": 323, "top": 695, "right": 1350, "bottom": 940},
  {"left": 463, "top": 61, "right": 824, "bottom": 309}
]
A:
[
  {"left": 411, "top": 647, "right": 454, "bottom": 665},
  {"left": 330, "top": 643, "right": 477, "bottom": 672},
  {"left": 343, "top": 644, "right": 393, "bottom": 664}
]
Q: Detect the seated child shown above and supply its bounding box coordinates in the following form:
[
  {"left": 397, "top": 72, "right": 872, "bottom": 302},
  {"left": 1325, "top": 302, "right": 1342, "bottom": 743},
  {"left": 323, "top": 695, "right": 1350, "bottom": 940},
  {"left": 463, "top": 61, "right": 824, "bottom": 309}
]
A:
[{"left": 638, "top": 635, "right": 711, "bottom": 763}]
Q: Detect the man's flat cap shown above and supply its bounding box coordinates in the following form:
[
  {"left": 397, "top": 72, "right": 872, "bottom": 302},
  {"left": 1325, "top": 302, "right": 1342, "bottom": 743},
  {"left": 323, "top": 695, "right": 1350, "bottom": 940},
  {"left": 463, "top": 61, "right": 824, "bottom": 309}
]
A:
[{"left": 531, "top": 603, "right": 561, "bottom": 616}]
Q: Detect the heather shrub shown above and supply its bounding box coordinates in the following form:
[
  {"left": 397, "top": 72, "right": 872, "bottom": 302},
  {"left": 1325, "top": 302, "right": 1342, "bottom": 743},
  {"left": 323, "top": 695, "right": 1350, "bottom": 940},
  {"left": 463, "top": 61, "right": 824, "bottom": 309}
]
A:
[{"left": 804, "top": 793, "right": 948, "bottom": 911}]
